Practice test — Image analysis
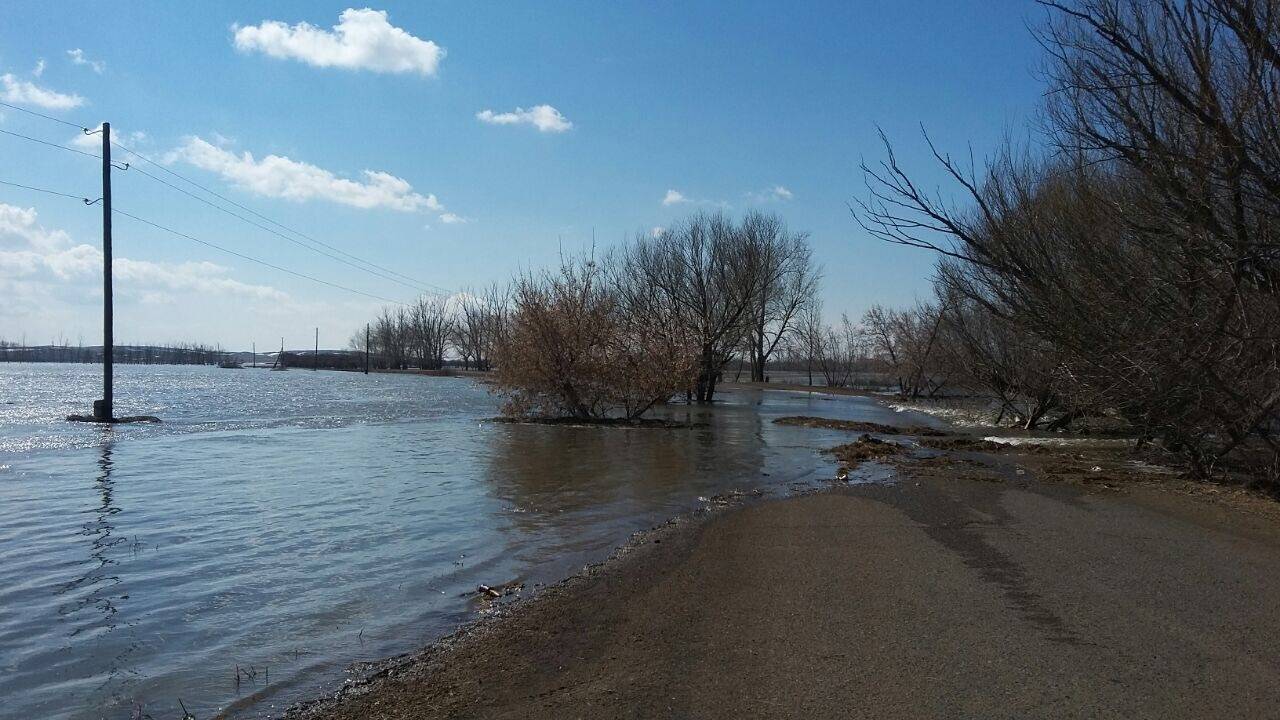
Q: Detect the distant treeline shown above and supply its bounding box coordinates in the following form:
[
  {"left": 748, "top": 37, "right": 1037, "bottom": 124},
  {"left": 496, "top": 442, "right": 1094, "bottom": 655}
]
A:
[{"left": 0, "top": 341, "right": 225, "bottom": 365}]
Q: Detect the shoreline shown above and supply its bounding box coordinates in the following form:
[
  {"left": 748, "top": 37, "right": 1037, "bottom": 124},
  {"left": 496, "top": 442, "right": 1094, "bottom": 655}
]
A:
[
  {"left": 277, "top": 390, "right": 1280, "bottom": 719},
  {"left": 279, "top": 483, "right": 783, "bottom": 719}
]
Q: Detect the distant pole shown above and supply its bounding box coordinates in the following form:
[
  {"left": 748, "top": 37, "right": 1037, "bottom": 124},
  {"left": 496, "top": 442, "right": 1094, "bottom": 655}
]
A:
[
  {"left": 364, "top": 323, "right": 370, "bottom": 374},
  {"left": 95, "top": 122, "right": 114, "bottom": 421},
  {"left": 314, "top": 327, "right": 319, "bottom": 370},
  {"left": 252, "top": 341, "right": 256, "bottom": 369}
]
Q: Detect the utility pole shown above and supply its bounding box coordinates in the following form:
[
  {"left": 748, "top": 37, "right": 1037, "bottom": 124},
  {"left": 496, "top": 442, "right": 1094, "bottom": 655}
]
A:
[
  {"left": 364, "top": 323, "right": 370, "bottom": 374},
  {"left": 252, "top": 341, "right": 256, "bottom": 369},
  {"left": 94, "top": 122, "right": 114, "bottom": 421},
  {"left": 314, "top": 327, "right": 319, "bottom": 370}
]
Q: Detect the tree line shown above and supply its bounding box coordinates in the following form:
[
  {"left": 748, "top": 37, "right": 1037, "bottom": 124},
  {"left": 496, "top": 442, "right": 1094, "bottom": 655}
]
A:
[
  {"left": 0, "top": 339, "right": 226, "bottom": 365},
  {"left": 354, "top": 210, "right": 822, "bottom": 419},
  {"left": 854, "top": 0, "right": 1280, "bottom": 482}
]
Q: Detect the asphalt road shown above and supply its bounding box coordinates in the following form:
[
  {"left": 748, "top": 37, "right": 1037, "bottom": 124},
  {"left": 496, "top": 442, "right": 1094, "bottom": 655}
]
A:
[{"left": 297, "top": 460, "right": 1280, "bottom": 719}]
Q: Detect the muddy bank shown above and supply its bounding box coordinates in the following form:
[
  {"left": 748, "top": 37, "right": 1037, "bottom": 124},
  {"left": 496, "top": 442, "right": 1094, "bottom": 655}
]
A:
[
  {"left": 773, "top": 415, "right": 943, "bottom": 436},
  {"left": 284, "top": 421, "right": 1280, "bottom": 719}
]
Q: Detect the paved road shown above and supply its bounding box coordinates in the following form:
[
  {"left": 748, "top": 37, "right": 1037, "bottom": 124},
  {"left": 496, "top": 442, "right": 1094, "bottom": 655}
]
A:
[{"left": 300, "top": 463, "right": 1280, "bottom": 719}]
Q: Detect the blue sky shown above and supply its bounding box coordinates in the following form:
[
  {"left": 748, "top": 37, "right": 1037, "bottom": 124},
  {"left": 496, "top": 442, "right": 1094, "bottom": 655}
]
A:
[{"left": 0, "top": 1, "right": 1044, "bottom": 349}]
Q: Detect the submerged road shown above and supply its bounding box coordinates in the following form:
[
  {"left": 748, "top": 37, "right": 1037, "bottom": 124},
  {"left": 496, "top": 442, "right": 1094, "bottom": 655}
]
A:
[{"left": 298, "top": 461, "right": 1280, "bottom": 719}]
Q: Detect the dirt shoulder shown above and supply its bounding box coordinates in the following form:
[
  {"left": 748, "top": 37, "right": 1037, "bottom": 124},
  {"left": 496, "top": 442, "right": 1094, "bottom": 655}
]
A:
[{"left": 288, "top": 426, "right": 1280, "bottom": 720}]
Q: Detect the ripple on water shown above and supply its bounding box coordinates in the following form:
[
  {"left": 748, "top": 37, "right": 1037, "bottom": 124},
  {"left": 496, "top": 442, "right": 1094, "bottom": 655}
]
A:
[{"left": 0, "top": 364, "right": 932, "bottom": 720}]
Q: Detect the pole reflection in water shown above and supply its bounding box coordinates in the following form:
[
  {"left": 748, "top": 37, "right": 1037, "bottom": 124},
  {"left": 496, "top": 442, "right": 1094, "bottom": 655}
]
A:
[{"left": 53, "top": 439, "right": 142, "bottom": 704}]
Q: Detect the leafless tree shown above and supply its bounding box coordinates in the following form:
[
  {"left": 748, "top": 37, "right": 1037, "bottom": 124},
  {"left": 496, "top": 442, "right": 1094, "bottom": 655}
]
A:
[
  {"left": 856, "top": 0, "right": 1280, "bottom": 480},
  {"left": 493, "top": 255, "right": 696, "bottom": 420},
  {"left": 621, "top": 212, "right": 759, "bottom": 402},
  {"left": 454, "top": 283, "right": 509, "bottom": 371},
  {"left": 409, "top": 296, "right": 453, "bottom": 370},
  {"left": 741, "top": 211, "right": 820, "bottom": 382},
  {"left": 861, "top": 302, "right": 948, "bottom": 399}
]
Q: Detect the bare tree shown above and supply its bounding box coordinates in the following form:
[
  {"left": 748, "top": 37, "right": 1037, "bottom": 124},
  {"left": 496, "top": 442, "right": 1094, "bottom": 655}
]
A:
[
  {"left": 408, "top": 295, "right": 454, "bottom": 370},
  {"left": 855, "top": 0, "right": 1280, "bottom": 480},
  {"left": 622, "top": 212, "right": 759, "bottom": 402},
  {"left": 861, "top": 302, "right": 948, "bottom": 399},
  {"left": 493, "top": 255, "right": 696, "bottom": 420},
  {"left": 741, "top": 211, "right": 820, "bottom": 382},
  {"left": 454, "top": 283, "right": 509, "bottom": 371}
]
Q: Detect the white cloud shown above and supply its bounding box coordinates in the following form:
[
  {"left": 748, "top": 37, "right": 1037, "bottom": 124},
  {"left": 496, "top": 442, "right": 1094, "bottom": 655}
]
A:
[
  {"left": 438, "top": 212, "right": 467, "bottom": 224},
  {"left": 0, "top": 203, "right": 71, "bottom": 252},
  {"left": 475, "top": 105, "right": 572, "bottom": 133},
  {"left": 0, "top": 73, "right": 84, "bottom": 110},
  {"left": 747, "top": 185, "right": 794, "bottom": 203},
  {"left": 232, "top": 8, "right": 445, "bottom": 76},
  {"left": 170, "top": 136, "right": 442, "bottom": 213},
  {"left": 66, "top": 48, "right": 105, "bottom": 74},
  {"left": 662, "top": 189, "right": 689, "bottom": 206},
  {"left": 71, "top": 124, "right": 147, "bottom": 151},
  {"left": 32, "top": 59, "right": 45, "bottom": 77},
  {"left": 0, "top": 202, "right": 287, "bottom": 304}
]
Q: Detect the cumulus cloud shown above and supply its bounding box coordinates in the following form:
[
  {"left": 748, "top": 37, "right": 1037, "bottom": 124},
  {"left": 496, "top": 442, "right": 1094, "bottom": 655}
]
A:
[
  {"left": 0, "top": 203, "right": 71, "bottom": 252},
  {"left": 747, "top": 185, "right": 794, "bottom": 203},
  {"left": 662, "top": 189, "right": 689, "bottom": 206},
  {"left": 32, "top": 59, "right": 45, "bottom": 77},
  {"left": 169, "top": 136, "right": 442, "bottom": 213},
  {"left": 438, "top": 212, "right": 467, "bottom": 224},
  {"left": 232, "top": 8, "right": 445, "bottom": 76},
  {"left": 66, "top": 48, "right": 105, "bottom": 73},
  {"left": 0, "top": 202, "right": 288, "bottom": 305},
  {"left": 0, "top": 73, "right": 84, "bottom": 110},
  {"left": 475, "top": 105, "right": 572, "bottom": 133}
]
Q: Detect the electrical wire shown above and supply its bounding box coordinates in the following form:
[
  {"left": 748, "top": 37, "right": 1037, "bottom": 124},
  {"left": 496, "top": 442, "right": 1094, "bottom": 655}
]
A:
[
  {"left": 111, "top": 139, "right": 454, "bottom": 296},
  {"left": 113, "top": 207, "right": 408, "bottom": 306},
  {"left": 0, "top": 175, "right": 408, "bottom": 305},
  {"left": 0, "top": 100, "right": 450, "bottom": 302},
  {"left": 0, "top": 127, "right": 100, "bottom": 159},
  {"left": 124, "top": 164, "right": 432, "bottom": 294},
  {"left": 0, "top": 100, "right": 87, "bottom": 130},
  {"left": 0, "top": 178, "right": 94, "bottom": 203}
]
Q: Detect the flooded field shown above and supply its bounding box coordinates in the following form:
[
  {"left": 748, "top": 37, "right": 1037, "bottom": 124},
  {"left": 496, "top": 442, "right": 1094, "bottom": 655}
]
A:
[{"left": 0, "top": 363, "right": 941, "bottom": 719}]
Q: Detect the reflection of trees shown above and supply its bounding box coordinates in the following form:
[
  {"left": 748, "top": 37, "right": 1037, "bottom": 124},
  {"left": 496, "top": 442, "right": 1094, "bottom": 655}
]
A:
[{"left": 481, "top": 395, "right": 767, "bottom": 538}]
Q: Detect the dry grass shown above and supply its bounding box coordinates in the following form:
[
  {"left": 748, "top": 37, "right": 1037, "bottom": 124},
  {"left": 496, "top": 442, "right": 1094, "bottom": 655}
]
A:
[{"left": 824, "top": 434, "right": 905, "bottom": 464}]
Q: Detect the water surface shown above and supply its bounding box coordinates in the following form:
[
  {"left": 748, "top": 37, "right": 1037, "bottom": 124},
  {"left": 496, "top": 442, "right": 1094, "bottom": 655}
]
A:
[{"left": 0, "top": 363, "right": 938, "bottom": 719}]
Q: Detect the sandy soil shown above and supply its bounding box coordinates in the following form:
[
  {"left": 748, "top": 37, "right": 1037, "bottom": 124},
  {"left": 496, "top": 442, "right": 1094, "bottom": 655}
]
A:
[{"left": 287, "top": 424, "right": 1280, "bottom": 720}]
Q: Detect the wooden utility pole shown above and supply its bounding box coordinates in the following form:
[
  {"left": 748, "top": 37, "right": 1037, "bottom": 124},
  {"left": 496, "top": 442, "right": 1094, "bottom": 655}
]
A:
[
  {"left": 95, "top": 122, "right": 114, "bottom": 421},
  {"left": 252, "top": 341, "right": 256, "bottom": 369},
  {"left": 314, "top": 327, "right": 319, "bottom": 370},
  {"left": 364, "top": 323, "right": 370, "bottom": 374}
]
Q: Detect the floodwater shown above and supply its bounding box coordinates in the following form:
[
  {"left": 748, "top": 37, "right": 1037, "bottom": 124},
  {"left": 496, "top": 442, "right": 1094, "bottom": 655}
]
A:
[{"left": 0, "top": 363, "right": 942, "bottom": 719}]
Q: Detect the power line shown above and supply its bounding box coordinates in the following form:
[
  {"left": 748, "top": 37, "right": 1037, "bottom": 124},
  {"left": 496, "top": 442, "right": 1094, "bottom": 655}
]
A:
[
  {"left": 110, "top": 139, "right": 454, "bottom": 297},
  {"left": 2, "top": 102, "right": 453, "bottom": 301},
  {"left": 0, "top": 178, "right": 94, "bottom": 203},
  {"left": 124, "top": 163, "right": 433, "bottom": 295},
  {"left": 0, "top": 173, "right": 408, "bottom": 306},
  {"left": 0, "top": 100, "right": 87, "bottom": 130},
  {"left": 0, "top": 127, "right": 100, "bottom": 159},
  {"left": 113, "top": 207, "right": 408, "bottom": 306}
]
